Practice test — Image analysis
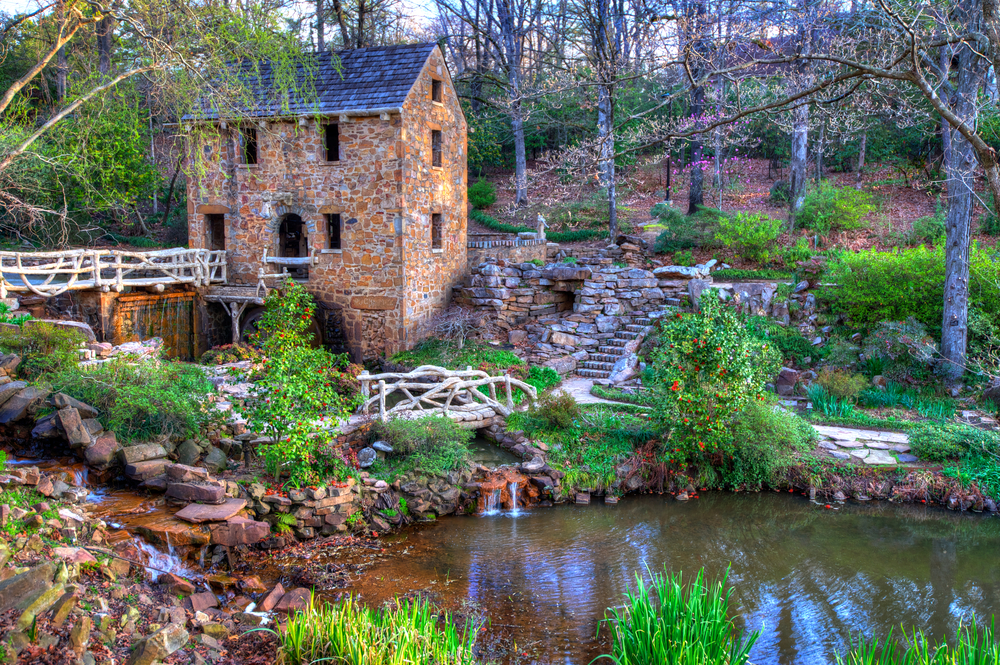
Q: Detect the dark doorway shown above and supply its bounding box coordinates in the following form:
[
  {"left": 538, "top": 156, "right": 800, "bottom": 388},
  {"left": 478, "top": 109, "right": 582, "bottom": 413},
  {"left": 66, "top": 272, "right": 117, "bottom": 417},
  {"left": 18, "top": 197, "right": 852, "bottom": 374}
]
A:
[
  {"left": 278, "top": 214, "right": 309, "bottom": 279},
  {"left": 207, "top": 214, "right": 225, "bottom": 251}
]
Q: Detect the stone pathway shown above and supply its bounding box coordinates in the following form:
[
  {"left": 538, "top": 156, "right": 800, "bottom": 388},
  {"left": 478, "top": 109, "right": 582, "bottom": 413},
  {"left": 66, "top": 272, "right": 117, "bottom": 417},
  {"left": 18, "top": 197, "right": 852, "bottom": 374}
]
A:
[
  {"left": 558, "top": 377, "right": 649, "bottom": 408},
  {"left": 812, "top": 425, "right": 914, "bottom": 466}
]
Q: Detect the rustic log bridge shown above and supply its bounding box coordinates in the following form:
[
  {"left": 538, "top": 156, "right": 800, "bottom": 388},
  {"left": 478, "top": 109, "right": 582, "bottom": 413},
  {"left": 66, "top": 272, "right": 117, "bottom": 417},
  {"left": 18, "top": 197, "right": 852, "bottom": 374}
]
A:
[
  {"left": 0, "top": 248, "right": 227, "bottom": 298},
  {"left": 357, "top": 365, "right": 537, "bottom": 425}
]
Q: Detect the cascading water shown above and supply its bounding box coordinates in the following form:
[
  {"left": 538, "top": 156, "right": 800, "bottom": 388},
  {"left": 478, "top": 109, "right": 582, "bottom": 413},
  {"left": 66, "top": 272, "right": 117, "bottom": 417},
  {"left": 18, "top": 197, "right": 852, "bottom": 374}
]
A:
[
  {"left": 484, "top": 489, "right": 503, "bottom": 516},
  {"left": 133, "top": 533, "right": 195, "bottom": 579},
  {"left": 509, "top": 481, "right": 521, "bottom": 517}
]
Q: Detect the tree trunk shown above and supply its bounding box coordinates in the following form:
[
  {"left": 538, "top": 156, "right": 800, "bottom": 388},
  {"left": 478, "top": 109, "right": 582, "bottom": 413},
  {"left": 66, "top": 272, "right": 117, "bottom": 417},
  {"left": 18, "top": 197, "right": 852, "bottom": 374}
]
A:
[
  {"left": 331, "top": 0, "right": 350, "bottom": 44},
  {"left": 855, "top": 129, "right": 866, "bottom": 187},
  {"left": 688, "top": 84, "right": 705, "bottom": 214},
  {"left": 790, "top": 102, "right": 808, "bottom": 217},
  {"left": 97, "top": 15, "right": 113, "bottom": 76},
  {"left": 511, "top": 98, "right": 528, "bottom": 206},
  {"left": 316, "top": 0, "right": 325, "bottom": 51},
  {"left": 940, "top": 33, "right": 984, "bottom": 384},
  {"left": 597, "top": 81, "right": 616, "bottom": 236},
  {"left": 815, "top": 120, "right": 825, "bottom": 181},
  {"left": 356, "top": 0, "right": 364, "bottom": 48}
]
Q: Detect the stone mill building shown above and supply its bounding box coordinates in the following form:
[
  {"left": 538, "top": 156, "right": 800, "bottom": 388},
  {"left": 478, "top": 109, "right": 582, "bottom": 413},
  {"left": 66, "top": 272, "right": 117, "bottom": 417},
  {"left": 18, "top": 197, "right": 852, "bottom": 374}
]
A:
[{"left": 185, "top": 43, "right": 468, "bottom": 361}]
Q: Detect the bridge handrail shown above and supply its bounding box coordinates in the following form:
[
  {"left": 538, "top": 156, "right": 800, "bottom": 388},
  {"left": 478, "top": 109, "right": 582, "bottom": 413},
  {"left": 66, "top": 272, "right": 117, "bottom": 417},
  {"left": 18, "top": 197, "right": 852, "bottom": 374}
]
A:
[
  {"left": 0, "top": 248, "right": 226, "bottom": 298},
  {"left": 357, "top": 364, "right": 538, "bottom": 422}
]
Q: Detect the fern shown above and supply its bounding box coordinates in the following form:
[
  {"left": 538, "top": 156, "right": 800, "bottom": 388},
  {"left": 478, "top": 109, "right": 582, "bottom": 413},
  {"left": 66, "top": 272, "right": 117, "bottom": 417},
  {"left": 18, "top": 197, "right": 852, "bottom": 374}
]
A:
[{"left": 272, "top": 512, "right": 297, "bottom": 534}]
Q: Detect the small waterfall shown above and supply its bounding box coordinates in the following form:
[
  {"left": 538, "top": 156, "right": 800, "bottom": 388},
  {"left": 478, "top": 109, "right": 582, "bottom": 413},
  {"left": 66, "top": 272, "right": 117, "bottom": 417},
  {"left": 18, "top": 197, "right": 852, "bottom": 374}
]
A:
[
  {"left": 484, "top": 489, "right": 503, "bottom": 516},
  {"left": 134, "top": 534, "right": 195, "bottom": 579},
  {"left": 509, "top": 481, "right": 521, "bottom": 517}
]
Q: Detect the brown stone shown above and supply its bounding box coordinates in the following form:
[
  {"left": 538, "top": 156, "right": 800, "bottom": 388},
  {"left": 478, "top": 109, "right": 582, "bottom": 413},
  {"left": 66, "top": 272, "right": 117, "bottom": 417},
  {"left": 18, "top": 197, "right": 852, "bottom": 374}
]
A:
[
  {"left": 57, "top": 407, "right": 92, "bottom": 447},
  {"left": 274, "top": 588, "right": 311, "bottom": 613},
  {"left": 125, "top": 459, "right": 168, "bottom": 481},
  {"left": 208, "top": 517, "right": 270, "bottom": 546},
  {"left": 174, "top": 498, "right": 247, "bottom": 523},
  {"left": 158, "top": 573, "right": 196, "bottom": 597},
  {"left": 166, "top": 482, "right": 225, "bottom": 504},
  {"left": 258, "top": 583, "right": 285, "bottom": 612},
  {"left": 165, "top": 463, "right": 211, "bottom": 483},
  {"left": 85, "top": 432, "right": 119, "bottom": 469},
  {"left": 188, "top": 592, "right": 218, "bottom": 612},
  {"left": 121, "top": 444, "right": 168, "bottom": 465},
  {"left": 52, "top": 393, "right": 99, "bottom": 418}
]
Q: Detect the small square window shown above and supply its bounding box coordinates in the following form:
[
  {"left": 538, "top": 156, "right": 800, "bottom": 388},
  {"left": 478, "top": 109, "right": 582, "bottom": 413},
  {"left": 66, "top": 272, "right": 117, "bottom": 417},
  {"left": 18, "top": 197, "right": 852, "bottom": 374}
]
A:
[
  {"left": 431, "top": 79, "right": 442, "bottom": 103},
  {"left": 240, "top": 127, "right": 258, "bottom": 165},
  {"left": 431, "top": 129, "right": 442, "bottom": 168},
  {"left": 327, "top": 213, "right": 342, "bottom": 250},
  {"left": 324, "top": 124, "right": 339, "bottom": 162},
  {"left": 431, "top": 213, "right": 443, "bottom": 249},
  {"left": 206, "top": 214, "right": 225, "bottom": 250}
]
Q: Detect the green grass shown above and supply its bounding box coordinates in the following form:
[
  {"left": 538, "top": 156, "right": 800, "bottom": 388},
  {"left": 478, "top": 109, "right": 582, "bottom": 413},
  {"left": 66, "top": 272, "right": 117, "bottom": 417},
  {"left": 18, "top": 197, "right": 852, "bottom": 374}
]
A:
[
  {"left": 856, "top": 382, "right": 956, "bottom": 421},
  {"left": 261, "top": 595, "right": 478, "bottom": 665},
  {"left": 391, "top": 339, "right": 522, "bottom": 371},
  {"left": 591, "top": 385, "right": 654, "bottom": 407},
  {"left": 469, "top": 209, "right": 608, "bottom": 243},
  {"left": 712, "top": 268, "right": 793, "bottom": 281},
  {"left": 600, "top": 566, "right": 758, "bottom": 665},
  {"left": 808, "top": 384, "right": 942, "bottom": 432},
  {"left": 837, "top": 620, "right": 1000, "bottom": 664}
]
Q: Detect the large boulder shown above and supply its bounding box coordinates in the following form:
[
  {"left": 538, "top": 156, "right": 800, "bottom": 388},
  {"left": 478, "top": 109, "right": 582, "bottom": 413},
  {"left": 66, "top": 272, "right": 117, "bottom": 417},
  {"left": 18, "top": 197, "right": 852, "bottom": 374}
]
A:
[
  {"left": 120, "top": 444, "right": 168, "bottom": 466},
  {"left": 775, "top": 367, "right": 801, "bottom": 396},
  {"left": 607, "top": 352, "right": 640, "bottom": 384},
  {"left": 51, "top": 393, "right": 99, "bottom": 419},
  {"left": 175, "top": 440, "right": 201, "bottom": 466},
  {"left": 85, "top": 433, "right": 119, "bottom": 470},
  {"left": 123, "top": 623, "right": 189, "bottom": 665},
  {"left": 0, "top": 381, "right": 25, "bottom": 408},
  {"left": 166, "top": 482, "right": 225, "bottom": 504},
  {"left": 208, "top": 517, "right": 270, "bottom": 547},
  {"left": 0, "top": 355, "right": 20, "bottom": 375},
  {"left": 541, "top": 265, "right": 592, "bottom": 281},
  {"left": 0, "top": 386, "right": 49, "bottom": 424},
  {"left": 57, "top": 408, "right": 92, "bottom": 448},
  {"left": 202, "top": 446, "right": 227, "bottom": 474},
  {"left": 0, "top": 561, "right": 59, "bottom": 614}
]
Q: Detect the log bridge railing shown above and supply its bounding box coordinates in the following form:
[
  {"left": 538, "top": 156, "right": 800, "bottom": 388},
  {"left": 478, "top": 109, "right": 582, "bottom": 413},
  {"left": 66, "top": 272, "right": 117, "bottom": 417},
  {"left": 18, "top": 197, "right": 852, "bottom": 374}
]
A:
[
  {"left": 357, "top": 365, "right": 537, "bottom": 424},
  {"left": 0, "top": 248, "right": 227, "bottom": 298}
]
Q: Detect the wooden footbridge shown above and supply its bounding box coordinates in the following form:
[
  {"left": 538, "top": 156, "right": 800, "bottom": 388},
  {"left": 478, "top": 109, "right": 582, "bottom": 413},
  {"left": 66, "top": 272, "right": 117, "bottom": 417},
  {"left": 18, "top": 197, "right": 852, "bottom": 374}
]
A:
[
  {"left": 0, "top": 248, "right": 227, "bottom": 298},
  {"left": 357, "top": 365, "right": 537, "bottom": 427}
]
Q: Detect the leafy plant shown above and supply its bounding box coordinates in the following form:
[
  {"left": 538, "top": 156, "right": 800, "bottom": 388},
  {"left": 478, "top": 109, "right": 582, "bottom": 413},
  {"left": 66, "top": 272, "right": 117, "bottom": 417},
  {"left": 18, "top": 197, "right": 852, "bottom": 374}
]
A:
[
  {"left": 600, "top": 566, "right": 759, "bottom": 665},
  {"left": 796, "top": 182, "right": 874, "bottom": 234},
  {"left": 815, "top": 367, "right": 868, "bottom": 401},
  {"left": 647, "top": 296, "right": 782, "bottom": 463},
  {"left": 837, "top": 620, "right": 1000, "bottom": 665},
  {"left": 781, "top": 238, "right": 813, "bottom": 269},
  {"left": 51, "top": 357, "right": 215, "bottom": 442},
  {"left": 370, "top": 415, "right": 473, "bottom": 477},
  {"left": 262, "top": 596, "right": 478, "bottom": 665},
  {"left": 272, "top": 512, "right": 297, "bottom": 535},
  {"left": 241, "top": 280, "right": 362, "bottom": 485},
  {"left": 0, "top": 302, "right": 30, "bottom": 327},
  {"left": 909, "top": 198, "right": 946, "bottom": 245},
  {"left": 716, "top": 211, "right": 783, "bottom": 263},
  {"left": 909, "top": 422, "right": 999, "bottom": 462},
  {"left": 0, "top": 322, "right": 84, "bottom": 381},
  {"left": 712, "top": 268, "right": 793, "bottom": 281},
  {"left": 673, "top": 250, "right": 696, "bottom": 267},
  {"left": 200, "top": 343, "right": 262, "bottom": 365},
  {"left": 467, "top": 179, "right": 497, "bottom": 210},
  {"left": 724, "top": 399, "right": 816, "bottom": 488},
  {"left": 653, "top": 206, "right": 724, "bottom": 253},
  {"left": 529, "top": 391, "right": 581, "bottom": 429},
  {"left": 861, "top": 319, "right": 939, "bottom": 383},
  {"left": 769, "top": 179, "right": 791, "bottom": 204}
]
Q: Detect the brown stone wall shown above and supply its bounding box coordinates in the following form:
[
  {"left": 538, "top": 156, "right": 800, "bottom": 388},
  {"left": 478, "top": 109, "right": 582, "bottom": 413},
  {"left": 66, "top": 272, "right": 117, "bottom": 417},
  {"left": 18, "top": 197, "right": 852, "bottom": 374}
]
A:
[
  {"left": 399, "top": 47, "right": 468, "bottom": 347},
  {"left": 467, "top": 236, "right": 547, "bottom": 270}
]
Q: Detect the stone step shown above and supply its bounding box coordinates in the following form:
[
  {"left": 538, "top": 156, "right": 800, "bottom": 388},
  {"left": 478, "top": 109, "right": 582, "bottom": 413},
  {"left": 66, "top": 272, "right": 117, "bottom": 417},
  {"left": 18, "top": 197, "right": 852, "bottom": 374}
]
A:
[
  {"left": 577, "top": 368, "right": 611, "bottom": 378},
  {"left": 589, "top": 353, "right": 621, "bottom": 363},
  {"left": 616, "top": 331, "right": 641, "bottom": 340},
  {"left": 581, "top": 361, "right": 616, "bottom": 371},
  {"left": 607, "top": 338, "right": 630, "bottom": 346},
  {"left": 598, "top": 346, "right": 627, "bottom": 355},
  {"left": 632, "top": 318, "right": 652, "bottom": 326},
  {"left": 624, "top": 324, "right": 648, "bottom": 333}
]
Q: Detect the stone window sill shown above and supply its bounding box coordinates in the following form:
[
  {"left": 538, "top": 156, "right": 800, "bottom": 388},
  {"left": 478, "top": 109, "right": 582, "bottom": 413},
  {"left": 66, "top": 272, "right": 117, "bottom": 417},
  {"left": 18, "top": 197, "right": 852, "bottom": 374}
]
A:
[
  {"left": 431, "top": 166, "right": 444, "bottom": 171},
  {"left": 320, "top": 249, "right": 343, "bottom": 254},
  {"left": 431, "top": 248, "right": 444, "bottom": 254},
  {"left": 432, "top": 101, "right": 444, "bottom": 107},
  {"left": 319, "top": 161, "right": 342, "bottom": 166}
]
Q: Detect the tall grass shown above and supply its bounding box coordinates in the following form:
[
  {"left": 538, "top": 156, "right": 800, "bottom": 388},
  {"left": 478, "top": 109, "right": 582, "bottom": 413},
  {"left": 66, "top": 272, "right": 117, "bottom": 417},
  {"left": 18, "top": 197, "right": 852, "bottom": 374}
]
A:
[
  {"left": 269, "top": 595, "right": 479, "bottom": 665},
  {"left": 857, "top": 382, "right": 955, "bottom": 421},
  {"left": 598, "top": 567, "right": 759, "bottom": 665},
  {"left": 837, "top": 619, "right": 1000, "bottom": 664}
]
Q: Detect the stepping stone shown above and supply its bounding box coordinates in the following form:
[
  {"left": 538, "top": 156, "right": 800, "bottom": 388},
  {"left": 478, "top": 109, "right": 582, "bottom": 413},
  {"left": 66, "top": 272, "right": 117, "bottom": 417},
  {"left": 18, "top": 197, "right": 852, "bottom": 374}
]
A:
[
  {"left": 897, "top": 453, "right": 919, "bottom": 463},
  {"left": 818, "top": 441, "right": 839, "bottom": 450},
  {"left": 864, "top": 450, "right": 896, "bottom": 466},
  {"left": 836, "top": 440, "right": 865, "bottom": 449},
  {"left": 174, "top": 498, "right": 247, "bottom": 524},
  {"left": 865, "top": 442, "right": 890, "bottom": 450},
  {"left": 890, "top": 444, "right": 911, "bottom": 453},
  {"left": 849, "top": 449, "right": 870, "bottom": 460},
  {"left": 830, "top": 451, "right": 851, "bottom": 460}
]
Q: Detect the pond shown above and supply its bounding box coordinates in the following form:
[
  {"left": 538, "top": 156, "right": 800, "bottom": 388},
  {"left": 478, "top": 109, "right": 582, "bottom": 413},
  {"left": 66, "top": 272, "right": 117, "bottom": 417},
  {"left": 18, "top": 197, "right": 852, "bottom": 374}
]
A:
[{"left": 346, "top": 492, "right": 1000, "bottom": 665}]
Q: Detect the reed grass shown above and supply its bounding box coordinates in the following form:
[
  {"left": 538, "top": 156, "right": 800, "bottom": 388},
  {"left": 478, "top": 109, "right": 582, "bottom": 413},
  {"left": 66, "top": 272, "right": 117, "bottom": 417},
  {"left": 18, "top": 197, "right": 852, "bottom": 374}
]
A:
[
  {"left": 837, "top": 619, "right": 1000, "bottom": 664},
  {"left": 260, "top": 595, "right": 479, "bottom": 665},
  {"left": 597, "top": 567, "right": 759, "bottom": 665}
]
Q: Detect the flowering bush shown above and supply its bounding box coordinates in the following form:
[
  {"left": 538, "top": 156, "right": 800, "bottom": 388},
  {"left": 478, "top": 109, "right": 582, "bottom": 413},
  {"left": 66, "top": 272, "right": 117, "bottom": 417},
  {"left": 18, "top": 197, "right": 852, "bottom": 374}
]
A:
[
  {"left": 242, "top": 280, "right": 363, "bottom": 486},
  {"left": 647, "top": 295, "right": 781, "bottom": 465}
]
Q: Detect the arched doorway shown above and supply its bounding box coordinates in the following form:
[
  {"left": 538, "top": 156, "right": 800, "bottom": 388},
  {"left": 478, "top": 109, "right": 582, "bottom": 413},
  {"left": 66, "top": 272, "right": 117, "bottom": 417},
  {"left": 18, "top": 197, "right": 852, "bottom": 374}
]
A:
[{"left": 278, "top": 214, "right": 309, "bottom": 279}]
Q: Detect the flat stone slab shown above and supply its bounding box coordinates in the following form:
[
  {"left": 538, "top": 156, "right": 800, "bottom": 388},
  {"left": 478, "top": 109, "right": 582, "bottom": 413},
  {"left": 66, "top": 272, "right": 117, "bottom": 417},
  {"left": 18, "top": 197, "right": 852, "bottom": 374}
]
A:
[
  {"left": 830, "top": 451, "right": 850, "bottom": 460},
  {"left": 834, "top": 439, "right": 865, "bottom": 449},
  {"left": 814, "top": 425, "right": 908, "bottom": 444},
  {"left": 51, "top": 547, "right": 97, "bottom": 565},
  {"left": 174, "top": 498, "right": 246, "bottom": 524},
  {"left": 849, "top": 449, "right": 870, "bottom": 460},
  {"left": 865, "top": 442, "right": 890, "bottom": 450},
  {"left": 817, "top": 441, "right": 839, "bottom": 450},
  {"left": 891, "top": 444, "right": 911, "bottom": 453},
  {"left": 897, "top": 453, "right": 919, "bottom": 463},
  {"left": 864, "top": 450, "right": 897, "bottom": 466}
]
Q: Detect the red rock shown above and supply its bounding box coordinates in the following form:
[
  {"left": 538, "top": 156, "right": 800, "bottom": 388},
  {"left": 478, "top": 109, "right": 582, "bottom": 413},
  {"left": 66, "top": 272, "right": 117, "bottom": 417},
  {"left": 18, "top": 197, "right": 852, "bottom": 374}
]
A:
[
  {"left": 51, "top": 547, "right": 98, "bottom": 565},
  {"left": 238, "top": 576, "right": 267, "bottom": 593},
  {"left": 166, "top": 482, "right": 225, "bottom": 504},
  {"left": 174, "top": 498, "right": 246, "bottom": 524},
  {"left": 188, "top": 592, "right": 219, "bottom": 612},
  {"left": 274, "top": 588, "right": 311, "bottom": 614},
  {"left": 165, "top": 463, "right": 211, "bottom": 483},
  {"left": 208, "top": 517, "right": 270, "bottom": 547},
  {"left": 35, "top": 476, "right": 54, "bottom": 497},
  {"left": 258, "top": 583, "right": 285, "bottom": 612},
  {"left": 125, "top": 460, "right": 167, "bottom": 482},
  {"left": 85, "top": 433, "right": 119, "bottom": 470},
  {"left": 158, "top": 573, "right": 195, "bottom": 597}
]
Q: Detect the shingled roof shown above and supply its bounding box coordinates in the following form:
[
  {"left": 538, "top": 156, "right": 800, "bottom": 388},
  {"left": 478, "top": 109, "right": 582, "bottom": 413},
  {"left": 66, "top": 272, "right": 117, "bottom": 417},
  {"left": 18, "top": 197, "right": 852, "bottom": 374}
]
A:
[{"left": 188, "top": 42, "right": 439, "bottom": 121}]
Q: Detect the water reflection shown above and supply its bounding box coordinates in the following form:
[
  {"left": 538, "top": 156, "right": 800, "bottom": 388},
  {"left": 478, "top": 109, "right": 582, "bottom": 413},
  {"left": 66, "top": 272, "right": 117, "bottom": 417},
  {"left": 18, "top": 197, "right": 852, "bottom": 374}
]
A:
[{"left": 347, "top": 493, "right": 1000, "bottom": 664}]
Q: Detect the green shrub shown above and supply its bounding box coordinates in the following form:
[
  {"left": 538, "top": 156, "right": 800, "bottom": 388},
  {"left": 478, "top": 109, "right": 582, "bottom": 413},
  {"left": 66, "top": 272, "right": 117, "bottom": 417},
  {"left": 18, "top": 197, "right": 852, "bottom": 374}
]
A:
[
  {"left": 526, "top": 365, "right": 561, "bottom": 395},
  {"left": 467, "top": 179, "right": 497, "bottom": 210},
  {"left": 745, "top": 317, "right": 815, "bottom": 364},
  {"left": 371, "top": 415, "right": 473, "bottom": 476},
  {"left": 982, "top": 212, "right": 1000, "bottom": 236},
  {"left": 653, "top": 207, "right": 724, "bottom": 253},
  {"left": 648, "top": 296, "right": 782, "bottom": 462},
  {"left": 716, "top": 211, "right": 783, "bottom": 263},
  {"left": 769, "top": 180, "right": 791, "bottom": 204},
  {"left": 0, "top": 322, "right": 84, "bottom": 381},
  {"left": 591, "top": 385, "right": 653, "bottom": 406},
  {"left": 908, "top": 422, "right": 999, "bottom": 462},
  {"left": 815, "top": 367, "right": 868, "bottom": 401},
  {"left": 272, "top": 596, "right": 477, "bottom": 665},
  {"left": 199, "top": 343, "right": 262, "bottom": 365},
  {"left": 601, "top": 567, "right": 758, "bottom": 665},
  {"left": 468, "top": 209, "right": 608, "bottom": 243},
  {"left": 673, "top": 250, "right": 696, "bottom": 267},
  {"left": 781, "top": 237, "right": 813, "bottom": 269},
  {"left": 861, "top": 319, "right": 939, "bottom": 383},
  {"left": 909, "top": 200, "right": 946, "bottom": 245},
  {"left": 712, "top": 268, "right": 793, "bottom": 281},
  {"left": 0, "top": 302, "right": 31, "bottom": 326},
  {"left": 392, "top": 339, "right": 522, "bottom": 372},
  {"left": 824, "top": 337, "right": 861, "bottom": 367},
  {"left": 51, "top": 358, "right": 215, "bottom": 443},
  {"left": 796, "top": 182, "right": 874, "bottom": 234},
  {"left": 529, "top": 391, "right": 580, "bottom": 429},
  {"left": 724, "top": 399, "right": 816, "bottom": 488}
]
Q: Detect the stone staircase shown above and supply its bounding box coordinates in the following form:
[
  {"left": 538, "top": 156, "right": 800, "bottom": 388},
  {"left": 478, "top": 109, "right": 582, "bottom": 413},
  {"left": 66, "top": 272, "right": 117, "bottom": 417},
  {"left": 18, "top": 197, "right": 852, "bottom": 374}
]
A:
[{"left": 576, "top": 315, "right": 653, "bottom": 379}]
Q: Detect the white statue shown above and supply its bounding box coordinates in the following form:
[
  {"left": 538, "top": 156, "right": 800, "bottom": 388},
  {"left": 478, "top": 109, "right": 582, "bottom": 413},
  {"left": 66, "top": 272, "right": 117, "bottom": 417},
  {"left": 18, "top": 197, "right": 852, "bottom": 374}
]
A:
[{"left": 536, "top": 213, "right": 548, "bottom": 240}]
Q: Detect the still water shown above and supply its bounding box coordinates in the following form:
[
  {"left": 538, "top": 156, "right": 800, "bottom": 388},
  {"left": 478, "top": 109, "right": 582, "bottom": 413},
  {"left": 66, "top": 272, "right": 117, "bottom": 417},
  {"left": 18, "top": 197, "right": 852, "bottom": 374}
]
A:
[{"left": 349, "top": 492, "right": 1000, "bottom": 665}]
